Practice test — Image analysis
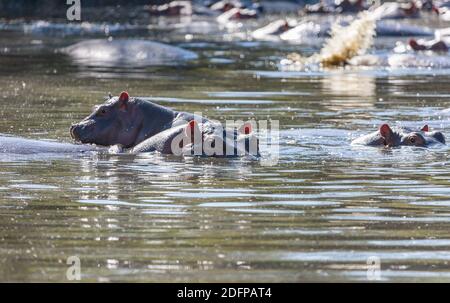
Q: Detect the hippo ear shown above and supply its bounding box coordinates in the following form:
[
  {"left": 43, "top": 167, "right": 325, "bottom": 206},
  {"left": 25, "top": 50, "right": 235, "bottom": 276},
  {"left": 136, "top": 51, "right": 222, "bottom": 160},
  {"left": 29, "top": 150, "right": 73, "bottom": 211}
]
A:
[
  {"left": 380, "top": 124, "right": 395, "bottom": 146},
  {"left": 118, "top": 91, "right": 129, "bottom": 111},
  {"left": 421, "top": 125, "right": 429, "bottom": 132},
  {"left": 432, "top": 132, "right": 446, "bottom": 144},
  {"left": 239, "top": 122, "right": 253, "bottom": 135},
  {"left": 185, "top": 120, "right": 201, "bottom": 142},
  {"left": 379, "top": 124, "right": 393, "bottom": 138}
]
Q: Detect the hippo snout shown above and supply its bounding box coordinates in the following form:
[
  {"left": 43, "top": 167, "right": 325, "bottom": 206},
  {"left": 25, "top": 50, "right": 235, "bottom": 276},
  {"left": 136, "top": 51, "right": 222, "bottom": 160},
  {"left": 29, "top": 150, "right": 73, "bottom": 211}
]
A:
[
  {"left": 69, "top": 124, "right": 77, "bottom": 139},
  {"left": 70, "top": 120, "right": 95, "bottom": 143},
  {"left": 70, "top": 124, "right": 80, "bottom": 140}
]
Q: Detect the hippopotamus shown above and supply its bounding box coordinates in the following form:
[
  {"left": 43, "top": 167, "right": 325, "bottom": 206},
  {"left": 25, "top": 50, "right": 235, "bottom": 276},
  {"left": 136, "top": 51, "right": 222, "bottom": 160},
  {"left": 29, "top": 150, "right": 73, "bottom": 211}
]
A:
[
  {"left": 62, "top": 39, "right": 198, "bottom": 67},
  {"left": 70, "top": 92, "right": 259, "bottom": 157},
  {"left": 147, "top": 1, "right": 192, "bottom": 16},
  {"left": 351, "top": 124, "right": 446, "bottom": 147},
  {"left": 348, "top": 52, "right": 450, "bottom": 68},
  {"left": 408, "top": 27, "right": 450, "bottom": 51},
  {"left": 128, "top": 119, "right": 258, "bottom": 157},
  {"left": 209, "top": 0, "right": 262, "bottom": 13},
  {"left": 0, "top": 135, "right": 99, "bottom": 155},
  {"left": 409, "top": 38, "right": 449, "bottom": 52},
  {"left": 371, "top": 1, "right": 428, "bottom": 20},
  {"left": 209, "top": 0, "right": 243, "bottom": 12},
  {"left": 303, "top": 0, "right": 366, "bottom": 14},
  {"left": 376, "top": 21, "right": 434, "bottom": 37},
  {"left": 252, "top": 19, "right": 296, "bottom": 40},
  {"left": 217, "top": 7, "right": 259, "bottom": 23}
]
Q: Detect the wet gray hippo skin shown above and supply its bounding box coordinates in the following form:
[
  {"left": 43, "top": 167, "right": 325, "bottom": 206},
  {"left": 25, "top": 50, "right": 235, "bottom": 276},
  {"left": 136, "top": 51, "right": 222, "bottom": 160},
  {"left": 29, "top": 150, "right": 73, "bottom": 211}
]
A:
[
  {"left": 71, "top": 92, "right": 259, "bottom": 157},
  {"left": 63, "top": 39, "right": 198, "bottom": 67},
  {"left": 352, "top": 124, "right": 446, "bottom": 147},
  {"left": 130, "top": 120, "right": 259, "bottom": 157},
  {"left": 70, "top": 91, "right": 199, "bottom": 148},
  {"left": 0, "top": 135, "right": 100, "bottom": 154}
]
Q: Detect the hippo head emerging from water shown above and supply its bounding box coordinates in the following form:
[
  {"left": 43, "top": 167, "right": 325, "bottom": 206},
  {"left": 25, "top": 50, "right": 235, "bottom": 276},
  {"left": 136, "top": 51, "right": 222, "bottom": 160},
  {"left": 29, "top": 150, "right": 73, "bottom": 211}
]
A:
[
  {"left": 177, "top": 120, "right": 260, "bottom": 157},
  {"left": 352, "top": 124, "right": 446, "bottom": 147},
  {"left": 70, "top": 91, "right": 177, "bottom": 147},
  {"left": 70, "top": 91, "right": 260, "bottom": 157},
  {"left": 130, "top": 119, "right": 260, "bottom": 157}
]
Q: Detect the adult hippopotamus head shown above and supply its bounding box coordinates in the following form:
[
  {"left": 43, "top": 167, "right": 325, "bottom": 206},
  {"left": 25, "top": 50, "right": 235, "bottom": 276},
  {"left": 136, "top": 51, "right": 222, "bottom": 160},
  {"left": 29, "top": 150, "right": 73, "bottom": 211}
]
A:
[
  {"left": 351, "top": 124, "right": 446, "bottom": 147},
  {"left": 70, "top": 92, "right": 177, "bottom": 147}
]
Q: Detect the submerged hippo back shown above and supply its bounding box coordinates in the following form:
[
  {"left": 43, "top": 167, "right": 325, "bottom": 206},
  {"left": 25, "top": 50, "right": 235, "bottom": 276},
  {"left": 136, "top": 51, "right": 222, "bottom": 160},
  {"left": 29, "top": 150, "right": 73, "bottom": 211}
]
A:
[
  {"left": 0, "top": 135, "right": 97, "bottom": 154},
  {"left": 63, "top": 39, "right": 198, "bottom": 67},
  {"left": 131, "top": 124, "right": 186, "bottom": 154}
]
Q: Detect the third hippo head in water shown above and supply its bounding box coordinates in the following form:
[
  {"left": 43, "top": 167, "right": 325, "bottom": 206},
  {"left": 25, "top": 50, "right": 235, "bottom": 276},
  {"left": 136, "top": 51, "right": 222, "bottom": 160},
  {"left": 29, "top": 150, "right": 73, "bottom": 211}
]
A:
[
  {"left": 351, "top": 124, "right": 446, "bottom": 148},
  {"left": 70, "top": 91, "right": 259, "bottom": 157}
]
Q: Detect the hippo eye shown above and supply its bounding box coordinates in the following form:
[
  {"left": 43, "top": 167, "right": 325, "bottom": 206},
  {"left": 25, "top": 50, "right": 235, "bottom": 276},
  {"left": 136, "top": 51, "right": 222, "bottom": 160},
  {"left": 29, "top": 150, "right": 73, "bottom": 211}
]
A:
[{"left": 97, "top": 108, "right": 107, "bottom": 116}]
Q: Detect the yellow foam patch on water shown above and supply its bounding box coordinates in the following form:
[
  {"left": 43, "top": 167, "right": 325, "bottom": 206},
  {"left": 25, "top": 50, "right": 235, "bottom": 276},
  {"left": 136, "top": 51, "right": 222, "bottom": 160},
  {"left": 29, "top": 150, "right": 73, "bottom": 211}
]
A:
[{"left": 287, "top": 11, "right": 376, "bottom": 68}]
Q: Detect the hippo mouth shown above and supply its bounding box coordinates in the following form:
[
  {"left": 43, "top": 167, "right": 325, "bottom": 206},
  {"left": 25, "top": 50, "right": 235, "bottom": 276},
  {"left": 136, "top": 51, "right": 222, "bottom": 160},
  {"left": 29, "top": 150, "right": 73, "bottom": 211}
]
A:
[
  {"left": 70, "top": 124, "right": 89, "bottom": 144},
  {"left": 70, "top": 123, "right": 113, "bottom": 146},
  {"left": 69, "top": 124, "right": 78, "bottom": 141}
]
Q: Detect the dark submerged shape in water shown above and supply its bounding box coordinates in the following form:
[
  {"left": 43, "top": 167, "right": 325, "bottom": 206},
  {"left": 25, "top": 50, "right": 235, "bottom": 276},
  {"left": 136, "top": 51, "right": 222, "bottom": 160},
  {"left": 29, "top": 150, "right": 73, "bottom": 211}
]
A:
[
  {"left": 352, "top": 124, "right": 446, "bottom": 147},
  {"left": 409, "top": 38, "right": 449, "bottom": 52},
  {"left": 70, "top": 92, "right": 259, "bottom": 157}
]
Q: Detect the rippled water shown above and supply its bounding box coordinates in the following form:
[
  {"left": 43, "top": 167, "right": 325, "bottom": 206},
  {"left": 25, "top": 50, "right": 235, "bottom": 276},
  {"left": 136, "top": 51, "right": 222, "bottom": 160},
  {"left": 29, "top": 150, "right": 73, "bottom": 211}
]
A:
[{"left": 1, "top": 15, "right": 450, "bottom": 282}]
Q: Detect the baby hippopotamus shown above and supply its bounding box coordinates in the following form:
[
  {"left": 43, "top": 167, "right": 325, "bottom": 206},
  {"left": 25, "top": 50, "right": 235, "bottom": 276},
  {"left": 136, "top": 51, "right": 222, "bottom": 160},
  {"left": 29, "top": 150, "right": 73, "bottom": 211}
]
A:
[
  {"left": 130, "top": 119, "right": 258, "bottom": 157},
  {"left": 70, "top": 92, "right": 259, "bottom": 157},
  {"left": 409, "top": 38, "right": 449, "bottom": 52},
  {"left": 351, "top": 124, "right": 446, "bottom": 147}
]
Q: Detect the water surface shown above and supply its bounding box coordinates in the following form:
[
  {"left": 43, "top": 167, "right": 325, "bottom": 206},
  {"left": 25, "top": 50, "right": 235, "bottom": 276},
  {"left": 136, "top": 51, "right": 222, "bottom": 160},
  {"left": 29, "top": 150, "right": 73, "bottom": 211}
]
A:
[{"left": 1, "top": 15, "right": 450, "bottom": 282}]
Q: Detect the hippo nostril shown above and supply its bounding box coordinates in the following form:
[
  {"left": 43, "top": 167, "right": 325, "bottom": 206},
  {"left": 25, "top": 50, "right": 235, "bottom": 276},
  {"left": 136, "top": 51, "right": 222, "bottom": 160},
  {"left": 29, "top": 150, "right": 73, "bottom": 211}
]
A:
[{"left": 70, "top": 124, "right": 78, "bottom": 139}]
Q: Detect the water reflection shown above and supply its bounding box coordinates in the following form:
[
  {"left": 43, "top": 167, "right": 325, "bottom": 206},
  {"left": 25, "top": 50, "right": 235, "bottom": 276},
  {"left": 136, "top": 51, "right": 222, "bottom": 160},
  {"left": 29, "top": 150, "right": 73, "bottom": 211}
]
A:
[
  {"left": 1, "top": 18, "right": 450, "bottom": 283},
  {"left": 321, "top": 73, "right": 376, "bottom": 98}
]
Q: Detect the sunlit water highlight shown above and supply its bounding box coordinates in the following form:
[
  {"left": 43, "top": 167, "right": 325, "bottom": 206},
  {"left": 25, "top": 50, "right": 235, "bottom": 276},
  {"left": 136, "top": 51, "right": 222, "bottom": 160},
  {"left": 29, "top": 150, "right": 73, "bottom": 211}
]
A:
[{"left": 0, "top": 15, "right": 450, "bottom": 282}]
